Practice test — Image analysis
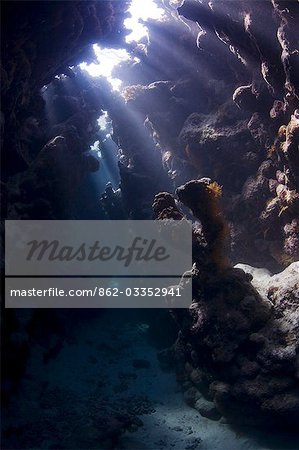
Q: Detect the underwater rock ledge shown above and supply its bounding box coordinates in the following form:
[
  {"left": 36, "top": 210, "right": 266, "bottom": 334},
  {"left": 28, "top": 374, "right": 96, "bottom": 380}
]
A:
[{"left": 154, "top": 179, "right": 299, "bottom": 428}]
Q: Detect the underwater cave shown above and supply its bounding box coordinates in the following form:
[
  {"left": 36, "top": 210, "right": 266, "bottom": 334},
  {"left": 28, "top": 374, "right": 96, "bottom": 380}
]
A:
[{"left": 1, "top": 0, "right": 299, "bottom": 449}]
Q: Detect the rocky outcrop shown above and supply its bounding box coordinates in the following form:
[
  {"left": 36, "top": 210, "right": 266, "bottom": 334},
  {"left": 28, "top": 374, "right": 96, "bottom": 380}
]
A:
[
  {"left": 1, "top": 1, "right": 130, "bottom": 409},
  {"left": 1, "top": 2, "right": 131, "bottom": 221},
  {"left": 154, "top": 180, "right": 299, "bottom": 428},
  {"left": 175, "top": 0, "right": 299, "bottom": 268},
  {"left": 1, "top": 1, "right": 128, "bottom": 178},
  {"left": 106, "top": 0, "right": 298, "bottom": 267},
  {"left": 3, "top": 0, "right": 297, "bottom": 262}
]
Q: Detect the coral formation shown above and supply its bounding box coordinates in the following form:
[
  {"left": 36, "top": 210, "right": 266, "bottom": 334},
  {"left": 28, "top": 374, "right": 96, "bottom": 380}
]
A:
[
  {"left": 154, "top": 181, "right": 299, "bottom": 427},
  {"left": 176, "top": 179, "right": 229, "bottom": 271}
]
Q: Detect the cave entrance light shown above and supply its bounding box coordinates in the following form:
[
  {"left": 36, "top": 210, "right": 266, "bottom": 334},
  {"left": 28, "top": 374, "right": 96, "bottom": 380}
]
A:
[
  {"left": 79, "top": 0, "right": 165, "bottom": 90},
  {"left": 90, "top": 111, "right": 120, "bottom": 189},
  {"left": 90, "top": 110, "right": 112, "bottom": 157},
  {"left": 97, "top": 111, "right": 111, "bottom": 136},
  {"left": 124, "top": 0, "right": 165, "bottom": 43},
  {"left": 79, "top": 1, "right": 166, "bottom": 188},
  {"left": 79, "top": 45, "right": 132, "bottom": 91}
]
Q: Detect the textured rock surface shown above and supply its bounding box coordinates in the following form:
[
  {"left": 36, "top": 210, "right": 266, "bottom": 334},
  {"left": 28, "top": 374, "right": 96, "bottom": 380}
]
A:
[
  {"left": 1, "top": 1, "right": 128, "bottom": 177},
  {"left": 117, "top": 0, "right": 299, "bottom": 269},
  {"left": 2, "top": 0, "right": 299, "bottom": 263},
  {"left": 1, "top": 0, "right": 299, "bottom": 437},
  {"left": 153, "top": 182, "right": 299, "bottom": 427}
]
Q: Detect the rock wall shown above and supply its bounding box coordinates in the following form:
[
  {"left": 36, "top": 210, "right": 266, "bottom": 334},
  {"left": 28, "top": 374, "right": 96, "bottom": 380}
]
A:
[
  {"left": 1, "top": 0, "right": 130, "bottom": 406},
  {"left": 118, "top": 0, "right": 299, "bottom": 268},
  {"left": 154, "top": 180, "right": 299, "bottom": 428},
  {"left": 1, "top": 1, "right": 128, "bottom": 217},
  {"left": 2, "top": 1, "right": 298, "bottom": 254}
]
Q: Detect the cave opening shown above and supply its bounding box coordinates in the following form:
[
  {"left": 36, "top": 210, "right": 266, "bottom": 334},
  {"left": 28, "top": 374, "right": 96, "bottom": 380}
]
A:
[{"left": 38, "top": 0, "right": 174, "bottom": 220}]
